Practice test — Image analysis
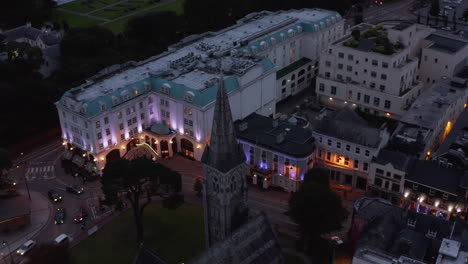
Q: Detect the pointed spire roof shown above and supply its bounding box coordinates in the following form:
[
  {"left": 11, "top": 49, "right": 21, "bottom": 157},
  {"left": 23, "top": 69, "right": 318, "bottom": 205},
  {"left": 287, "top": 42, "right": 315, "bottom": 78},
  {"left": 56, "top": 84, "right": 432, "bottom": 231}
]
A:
[{"left": 201, "top": 75, "right": 246, "bottom": 173}]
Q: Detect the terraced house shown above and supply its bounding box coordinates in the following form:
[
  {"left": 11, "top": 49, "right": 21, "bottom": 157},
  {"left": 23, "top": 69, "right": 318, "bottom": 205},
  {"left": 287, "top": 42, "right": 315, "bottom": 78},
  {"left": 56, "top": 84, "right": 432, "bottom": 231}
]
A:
[{"left": 56, "top": 8, "right": 344, "bottom": 172}]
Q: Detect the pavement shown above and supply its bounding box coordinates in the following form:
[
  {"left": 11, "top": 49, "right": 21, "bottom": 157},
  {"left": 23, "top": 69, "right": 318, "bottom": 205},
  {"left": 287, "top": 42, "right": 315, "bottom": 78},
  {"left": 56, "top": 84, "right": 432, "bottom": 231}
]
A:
[{"left": 0, "top": 190, "right": 51, "bottom": 262}]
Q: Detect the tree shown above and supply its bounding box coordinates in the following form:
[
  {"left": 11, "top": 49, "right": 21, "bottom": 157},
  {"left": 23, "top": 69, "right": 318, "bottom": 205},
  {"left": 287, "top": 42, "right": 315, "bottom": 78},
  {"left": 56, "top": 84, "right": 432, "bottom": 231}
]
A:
[
  {"left": 0, "top": 148, "right": 11, "bottom": 178},
  {"left": 288, "top": 182, "right": 347, "bottom": 256},
  {"left": 194, "top": 177, "right": 203, "bottom": 197},
  {"left": 23, "top": 243, "right": 70, "bottom": 264},
  {"left": 303, "top": 168, "right": 330, "bottom": 187},
  {"left": 101, "top": 158, "right": 180, "bottom": 244},
  {"left": 429, "top": 0, "right": 440, "bottom": 17},
  {"left": 351, "top": 29, "right": 361, "bottom": 41}
]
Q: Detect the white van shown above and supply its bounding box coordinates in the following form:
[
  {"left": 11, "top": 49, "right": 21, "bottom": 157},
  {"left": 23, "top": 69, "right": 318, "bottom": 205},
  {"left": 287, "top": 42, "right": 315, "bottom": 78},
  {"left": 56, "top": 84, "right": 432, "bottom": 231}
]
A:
[{"left": 53, "top": 234, "right": 69, "bottom": 246}]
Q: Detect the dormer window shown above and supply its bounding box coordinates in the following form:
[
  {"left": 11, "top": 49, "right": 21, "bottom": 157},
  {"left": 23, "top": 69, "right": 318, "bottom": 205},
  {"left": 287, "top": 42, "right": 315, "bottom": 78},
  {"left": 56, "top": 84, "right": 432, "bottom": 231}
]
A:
[
  {"left": 160, "top": 83, "right": 171, "bottom": 95},
  {"left": 314, "top": 24, "right": 319, "bottom": 31},
  {"left": 112, "top": 96, "right": 119, "bottom": 106},
  {"left": 100, "top": 102, "right": 107, "bottom": 112},
  {"left": 288, "top": 29, "right": 295, "bottom": 37},
  {"left": 184, "top": 91, "right": 194, "bottom": 103},
  {"left": 427, "top": 228, "right": 438, "bottom": 238},
  {"left": 80, "top": 104, "right": 87, "bottom": 114},
  {"left": 121, "top": 90, "right": 131, "bottom": 101},
  {"left": 251, "top": 45, "right": 257, "bottom": 54},
  {"left": 270, "top": 37, "right": 276, "bottom": 45},
  {"left": 296, "top": 25, "right": 303, "bottom": 33},
  {"left": 134, "top": 88, "right": 140, "bottom": 96},
  {"left": 144, "top": 81, "right": 150, "bottom": 91},
  {"left": 407, "top": 218, "right": 417, "bottom": 227},
  {"left": 280, "top": 33, "right": 286, "bottom": 41},
  {"left": 260, "top": 41, "right": 268, "bottom": 50}
]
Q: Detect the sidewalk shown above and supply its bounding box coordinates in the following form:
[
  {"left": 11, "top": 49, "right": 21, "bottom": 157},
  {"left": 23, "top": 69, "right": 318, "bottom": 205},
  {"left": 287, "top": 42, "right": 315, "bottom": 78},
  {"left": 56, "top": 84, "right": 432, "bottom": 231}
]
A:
[{"left": 0, "top": 190, "right": 51, "bottom": 260}]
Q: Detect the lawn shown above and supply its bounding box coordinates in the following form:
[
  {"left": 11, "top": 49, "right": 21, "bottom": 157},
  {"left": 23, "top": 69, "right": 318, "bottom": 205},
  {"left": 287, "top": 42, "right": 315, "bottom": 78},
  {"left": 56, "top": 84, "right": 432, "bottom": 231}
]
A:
[
  {"left": 91, "top": 0, "right": 171, "bottom": 20},
  {"left": 55, "top": 10, "right": 103, "bottom": 28},
  {"left": 102, "top": 0, "right": 185, "bottom": 34},
  {"left": 60, "top": 0, "right": 123, "bottom": 13},
  {"left": 70, "top": 201, "right": 205, "bottom": 264}
]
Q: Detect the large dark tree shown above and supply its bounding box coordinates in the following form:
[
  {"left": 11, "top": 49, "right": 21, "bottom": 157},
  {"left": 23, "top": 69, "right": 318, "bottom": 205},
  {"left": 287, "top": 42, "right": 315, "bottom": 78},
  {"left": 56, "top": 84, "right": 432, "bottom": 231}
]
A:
[
  {"left": 429, "top": 0, "right": 440, "bottom": 17},
  {"left": 0, "top": 0, "right": 55, "bottom": 29},
  {"left": 303, "top": 168, "right": 330, "bottom": 187},
  {"left": 288, "top": 182, "right": 347, "bottom": 256},
  {"left": 101, "top": 157, "right": 181, "bottom": 244},
  {"left": 23, "top": 243, "right": 70, "bottom": 264}
]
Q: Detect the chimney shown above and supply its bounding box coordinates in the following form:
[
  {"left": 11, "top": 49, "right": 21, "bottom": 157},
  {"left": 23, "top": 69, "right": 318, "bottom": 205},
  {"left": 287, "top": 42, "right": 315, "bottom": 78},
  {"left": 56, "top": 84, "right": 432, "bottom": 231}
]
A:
[
  {"left": 276, "top": 132, "right": 285, "bottom": 144},
  {"left": 238, "top": 122, "right": 248, "bottom": 131}
]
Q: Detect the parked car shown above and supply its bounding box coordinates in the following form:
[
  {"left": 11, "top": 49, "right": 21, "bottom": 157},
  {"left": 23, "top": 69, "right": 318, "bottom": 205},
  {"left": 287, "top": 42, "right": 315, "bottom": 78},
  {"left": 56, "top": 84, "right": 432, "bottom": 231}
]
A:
[
  {"left": 331, "top": 236, "right": 344, "bottom": 246},
  {"left": 66, "top": 184, "right": 84, "bottom": 194},
  {"left": 453, "top": 29, "right": 461, "bottom": 34},
  {"left": 53, "top": 234, "right": 69, "bottom": 247},
  {"left": 16, "top": 240, "right": 36, "bottom": 256},
  {"left": 47, "top": 189, "right": 62, "bottom": 202},
  {"left": 73, "top": 206, "right": 88, "bottom": 223},
  {"left": 1, "top": 179, "right": 17, "bottom": 186},
  {"left": 442, "top": 26, "right": 452, "bottom": 31},
  {"left": 55, "top": 207, "right": 66, "bottom": 225}
]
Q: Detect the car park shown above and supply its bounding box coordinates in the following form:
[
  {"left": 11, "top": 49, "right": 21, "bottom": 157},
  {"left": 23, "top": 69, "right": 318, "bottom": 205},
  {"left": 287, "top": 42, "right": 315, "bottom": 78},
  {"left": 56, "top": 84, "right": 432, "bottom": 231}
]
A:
[
  {"left": 16, "top": 240, "right": 36, "bottom": 256},
  {"left": 47, "top": 189, "right": 62, "bottom": 202},
  {"left": 55, "top": 207, "right": 66, "bottom": 225},
  {"left": 66, "top": 184, "right": 84, "bottom": 194},
  {"left": 73, "top": 206, "right": 88, "bottom": 223}
]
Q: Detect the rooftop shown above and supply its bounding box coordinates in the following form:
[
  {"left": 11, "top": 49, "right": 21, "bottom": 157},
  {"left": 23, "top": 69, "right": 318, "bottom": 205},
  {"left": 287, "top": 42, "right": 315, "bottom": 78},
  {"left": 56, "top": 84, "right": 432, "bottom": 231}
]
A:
[
  {"left": 341, "top": 24, "right": 405, "bottom": 55},
  {"left": 406, "top": 160, "right": 463, "bottom": 195},
  {"left": 372, "top": 149, "right": 412, "bottom": 171},
  {"left": 425, "top": 34, "right": 467, "bottom": 54},
  {"left": 235, "top": 113, "right": 315, "bottom": 158},
  {"left": 59, "top": 9, "right": 342, "bottom": 117},
  {"left": 314, "top": 107, "right": 385, "bottom": 148},
  {"left": 434, "top": 109, "right": 468, "bottom": 161},
  {"left": 400, "top": 78, "right": 467, "bottom": 129}
]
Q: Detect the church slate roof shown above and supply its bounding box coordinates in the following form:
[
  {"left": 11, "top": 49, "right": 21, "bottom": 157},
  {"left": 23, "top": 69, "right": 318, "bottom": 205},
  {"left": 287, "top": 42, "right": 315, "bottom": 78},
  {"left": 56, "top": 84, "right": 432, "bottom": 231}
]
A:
[
  {"left": 189, "top": 212, "right": 284, "bottom": 264},
  {"left": 202, "top": 75, "right": 246, "bottom": 173},
  {"left": 314, "top": 107, "right": 383, "bottom": 148},
  {"left": 372, "top": 149, "right": 411, "bottom": 171}
]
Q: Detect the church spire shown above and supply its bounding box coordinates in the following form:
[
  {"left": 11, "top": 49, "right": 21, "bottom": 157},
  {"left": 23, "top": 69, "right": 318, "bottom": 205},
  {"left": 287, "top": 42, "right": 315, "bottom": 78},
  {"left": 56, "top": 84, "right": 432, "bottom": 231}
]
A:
[{"left": 201, "top": 75, "right": 246, "bottom": 173}]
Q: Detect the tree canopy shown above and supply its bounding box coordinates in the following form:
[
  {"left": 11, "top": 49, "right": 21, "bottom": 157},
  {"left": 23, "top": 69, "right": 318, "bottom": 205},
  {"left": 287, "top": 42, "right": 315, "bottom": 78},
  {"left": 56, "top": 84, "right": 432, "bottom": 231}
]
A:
[
  {"left": 101, "top": 157, "right": 182, "bottom": 243},
  {"left": 288, "top": 182, "right": 347, "bottom": 255}
]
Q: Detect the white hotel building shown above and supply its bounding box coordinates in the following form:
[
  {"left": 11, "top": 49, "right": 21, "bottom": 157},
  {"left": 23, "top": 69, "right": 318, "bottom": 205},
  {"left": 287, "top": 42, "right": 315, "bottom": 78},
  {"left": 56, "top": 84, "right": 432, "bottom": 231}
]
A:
[
  {"left": 316, "top": 22, "right": 433, "bottom": 119},
  {"left": 56, "top": 9, "right": 344, "bottom": 171}
]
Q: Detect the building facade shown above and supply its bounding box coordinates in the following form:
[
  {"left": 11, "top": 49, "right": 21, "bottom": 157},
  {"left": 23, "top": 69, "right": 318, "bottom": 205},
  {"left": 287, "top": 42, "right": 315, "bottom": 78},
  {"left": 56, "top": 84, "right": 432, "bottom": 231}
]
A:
[
  {"left": 56, "top": 9, "right": 344, "bottom": 172},
  {"left": 235, "top": 113, "right": 315, "bottom": 192},
  {"left": 312, "top": 107, "right": 390, "bottom": 191}
]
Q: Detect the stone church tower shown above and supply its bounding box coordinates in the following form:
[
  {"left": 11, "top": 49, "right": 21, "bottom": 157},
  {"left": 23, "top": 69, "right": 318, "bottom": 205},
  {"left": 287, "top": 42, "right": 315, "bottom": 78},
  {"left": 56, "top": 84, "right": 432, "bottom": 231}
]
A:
[{"left": 201, "top": 76, "right": 249, "bottom": 248}]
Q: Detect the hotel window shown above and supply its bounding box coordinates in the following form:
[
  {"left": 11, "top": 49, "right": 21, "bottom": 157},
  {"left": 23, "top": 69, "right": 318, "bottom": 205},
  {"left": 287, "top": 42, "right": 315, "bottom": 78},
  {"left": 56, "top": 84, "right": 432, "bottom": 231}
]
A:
[
  {"left": 189, "top": 120, "right": 193, "bottom": 126},
  {"left": 127, "top": 119, "right": 132, "bottom": 126},
  {"left": 347, "top": 65, "right": 352, "bottom": 72},
  {"left": 331, "top": 86, "right": 336, "bottom": 95},
  {"left": 443, "top": 193, "right": 449, "bottom": 200},
  {"left": 104, "top": 117, "right": 109, "bottom": 124},
  {"left": 148, "top": 97, "right": 153, "bottom": 104},
  {"left": 357, "top": 93, "right": 361, "bottom": 101},
  {"left": 376, "top": 168, "right": 384, "bottom": 175},
  {"left": 393, "top": 174, "right": 402, "bottom": 180},
  {"left": 355, "top": 147, "right": 360, "bottom": 154},
  {"left": 364, "top": 95, "right": 370, "bottom": 103},
  {"left": 107, "top": 139, "right": 112, "bottom": 146},
  {"left": 132, "top": 117, "right": 137, "bottom": 124},
  {"left": 335, "top": 155, "right": 340, "bottom": 163},
  {"left": 133, "top": 127, "right": 138, "bottom": 134},
  {"left": 337, "top": 142, "right": 341, "bottom": 148},
  {"left": 371, "top": 71, "right": 376, "bottom": 78},
  {"left": 86, "top": 133, "right": 89, "bottom": 139},
  {"left": 379, "top": 85, "right": 386, "bottom": 91},
  {"left": 327, "top": 139, "right": 332, "bottom": 146},
  {"left": 344, "top": 157, "right": 349, "bottom": 166},
  {"left": 96, "top": 121, "right": 101, "bottom": 129},
  {"left": 97, "top": 133, "right": 102, "bottom": 139},
  {"left": 348, "top": 54, "right": 353, "bottom": 61},
  {"left": 139, "top": 102, "right": 143, "bottom": 109},
  {"left": 120, "top": 134, "right": 125, "bottom": 141},
  {"left": 126, "top": 108, "right": 131, "bottom": 115},
  {"left": 117, "top": 112, "right": 122, "bottom": 119},
  {"left": 99, "top": 143, "right": 104, "bottom": 150},
  {"left": 326, "top": 152, "right": 331, "bottom": 160},
  {"left": 384, "top": 100, "right": 391, "bottom": 109},
  {"left": 319, "top": 83, "right": 325, "bottom": 92},
  {"left": 338, "top": 63, "right": 343, "bottom": 69},
  {"left": 382, "top": 62, "right": 388, "bottom": 68},
  {"left": 319, "top": 137, "right": 322, "bottom": 143},
  {"left": 249, "top": 147, "right": 254, "bottom": 165},
  {"left": 374, "top": 177, "right": 382, "bottom": 187},
  {"left": 106, "top": 128, "right": 110, "bottom": 136},
  {"left": 346, "top": 145, "right": 350, "bottom": 151},
  {"left": 325, "top": 61, "right": 331, "bottom": 67},
  {"left": 381, "top": 74, "right": 387, "bottom": 80},
  {"left": 338, "top": 52, "right": 344, "bottom": 58},
  {"left": 363, "top": 162, "right": 369, "bottom": 171},
  {"left": 365, "top": 150, "right": 370, "bottom": 157},
  {"left": 372, "top": 60, "right": 378, "bottom": 66},
  {"left": 354, "top": 160, "right": 359, "bottom": 168},
  {"left": 140, "top": 113, "right": 145, "bottom": 120},
  {"left": 374, "top": 97, "right": 380, "bottom": 107},
  {"left": 429, "top": 189, "right": 435, "bottom": 196}
]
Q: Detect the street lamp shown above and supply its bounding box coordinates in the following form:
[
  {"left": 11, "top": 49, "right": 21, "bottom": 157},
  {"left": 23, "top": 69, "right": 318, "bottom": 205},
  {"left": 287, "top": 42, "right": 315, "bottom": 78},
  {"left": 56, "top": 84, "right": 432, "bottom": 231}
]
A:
[
  {"left": 22, "top": 162, "right": 31, "bottom": 201},
  {"left": 2, "top": 241, "right": 14, "bottom": 264}
]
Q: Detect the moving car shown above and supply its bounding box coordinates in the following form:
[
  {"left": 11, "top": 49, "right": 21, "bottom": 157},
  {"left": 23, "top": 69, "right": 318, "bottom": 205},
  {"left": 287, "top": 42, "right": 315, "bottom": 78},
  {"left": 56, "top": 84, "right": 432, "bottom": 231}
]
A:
[
  {"left": 55, "top": 207, "right": 66, "bottom": 225},
  {"left": 73, "top": 206, "right": 88, "bottom": 223},
  {"left": 47, "top": 189, "right": 62, "bottom": 202},
  {"left": 16, "top": 240, "right": 36, "bottom": 256},
  {"left": 66, "top": 184, "right": 84, "bottom": 194}
]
